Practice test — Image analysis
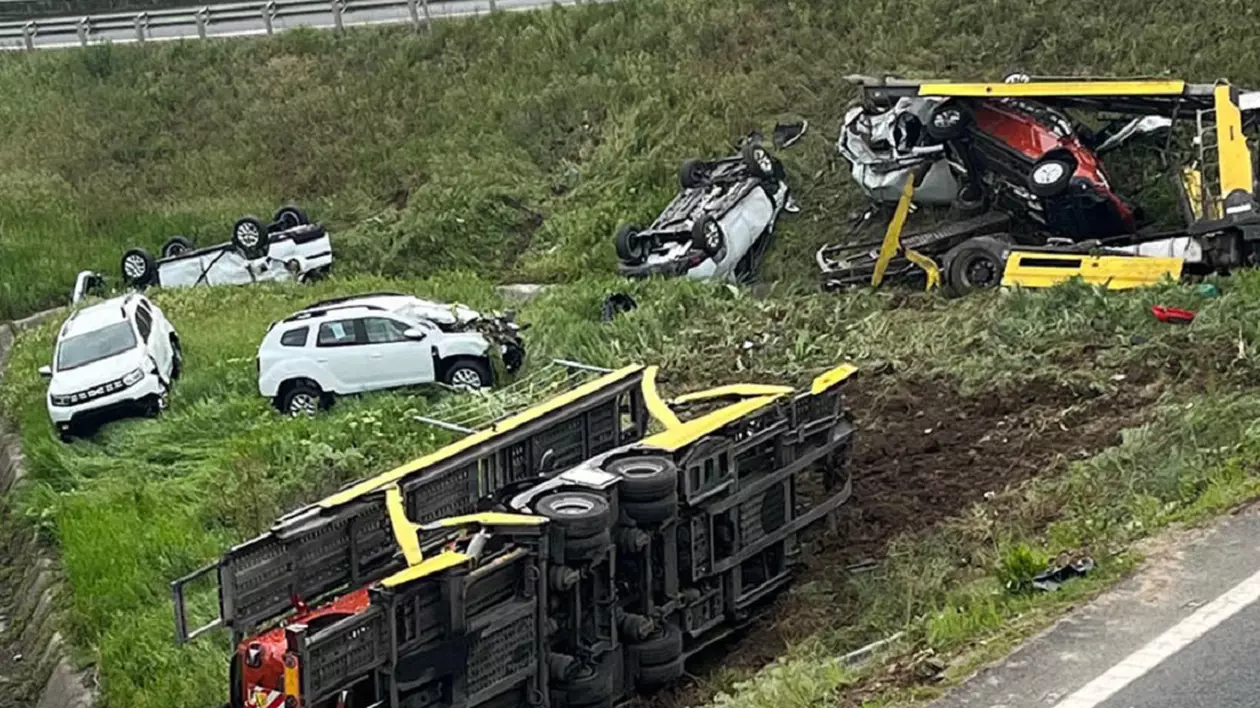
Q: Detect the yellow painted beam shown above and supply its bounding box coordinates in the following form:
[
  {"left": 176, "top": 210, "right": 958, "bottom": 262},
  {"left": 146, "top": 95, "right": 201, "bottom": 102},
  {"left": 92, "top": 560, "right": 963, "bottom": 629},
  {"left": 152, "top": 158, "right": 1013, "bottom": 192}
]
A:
[{"left": 918, "top": 80, "right": 1186, "bottom": 98}]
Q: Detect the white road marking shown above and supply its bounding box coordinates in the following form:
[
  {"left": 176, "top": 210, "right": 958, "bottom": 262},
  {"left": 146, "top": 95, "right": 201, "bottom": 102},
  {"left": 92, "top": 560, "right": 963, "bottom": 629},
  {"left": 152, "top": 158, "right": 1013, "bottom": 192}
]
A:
[{"left": 1053, "top": 565, "right": 1260, "bottom": 708}]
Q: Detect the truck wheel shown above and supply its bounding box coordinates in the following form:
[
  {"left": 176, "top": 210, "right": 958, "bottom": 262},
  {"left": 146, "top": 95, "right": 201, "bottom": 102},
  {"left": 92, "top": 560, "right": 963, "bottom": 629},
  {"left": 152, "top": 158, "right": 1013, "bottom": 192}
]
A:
[
  {"left": 1028, "top": 156, "right": 1076, "bottom": 198},
  {"left": 679, "top": 159, "right": 709, "bottom": 189},
  {"left": 121, "top": 248, "right": 157, "bottom": 288},
  {"left": 629, "top": 622, "right": 683, "bottom": 667},
  {"left": 623, "top": 494, "right": 677, "bottom": 525},
  {"left": 607, "top": 456, "right": 678, "bottom": 502},
  {"left": 160, "top": 236, "right": 194, "bottom": 259},
  {"left": 942, "top": 236, "right": 1011, "bottom": 297},
  {"left": 232, "top": 216, "right": 271, "bottom": 259},
  {"left": 273, "top": 204, "right": 309, "bottom": 230},
  {"left": 615, "top": 225, "right": 646, "bottom": 264},
  {"left": 554, "top": 663, "right": 613, "bottom": 705},
  {"left": 535, "top": 491, "right": 612, "bottom": 538},
  {"left": 925, "top": 101, "right": 970, "bottom": 141},
  {"left": 441, "top": 357, "right": 492, "bottom": 389},
  {"left": 638, "top": 656, "right": 685, "bottom": 687},
  {"left": 563, "top": 529, "right": 612, "bottom": 563}
]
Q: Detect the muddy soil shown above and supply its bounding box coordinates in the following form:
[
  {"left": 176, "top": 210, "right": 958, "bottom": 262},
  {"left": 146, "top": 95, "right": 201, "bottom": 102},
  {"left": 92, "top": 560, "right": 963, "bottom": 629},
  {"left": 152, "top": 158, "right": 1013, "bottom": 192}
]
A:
[{"left": 642, "top": 369, "right": 1166, "bottom": 707}]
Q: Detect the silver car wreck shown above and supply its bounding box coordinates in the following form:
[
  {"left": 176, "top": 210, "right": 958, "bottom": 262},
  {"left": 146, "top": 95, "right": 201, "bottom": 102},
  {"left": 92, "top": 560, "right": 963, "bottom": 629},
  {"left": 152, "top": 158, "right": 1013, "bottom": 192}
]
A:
[{"left": 615, "top": 141, "right": 799, "bottom": 284}]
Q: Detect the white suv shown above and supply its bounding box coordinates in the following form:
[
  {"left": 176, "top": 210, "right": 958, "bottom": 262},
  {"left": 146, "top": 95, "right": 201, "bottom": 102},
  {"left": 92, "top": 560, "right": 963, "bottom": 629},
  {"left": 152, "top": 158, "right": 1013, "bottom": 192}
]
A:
[
  {"left": 257, "top": 293, "right": 527, "bottom": 415},
  {"left": 40, "top": 293, "right": 182, "bottom": 441}
]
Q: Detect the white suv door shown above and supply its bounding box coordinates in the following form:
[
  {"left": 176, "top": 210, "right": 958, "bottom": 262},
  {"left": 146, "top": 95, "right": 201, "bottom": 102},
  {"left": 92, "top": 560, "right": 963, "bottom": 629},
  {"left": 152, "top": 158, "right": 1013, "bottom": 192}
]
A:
[
  {"left": 314, "top": 318, "right": 371, "bottom": 392},
  {"left": 361, "top": 316, "right": 436, "bottom": 387}
]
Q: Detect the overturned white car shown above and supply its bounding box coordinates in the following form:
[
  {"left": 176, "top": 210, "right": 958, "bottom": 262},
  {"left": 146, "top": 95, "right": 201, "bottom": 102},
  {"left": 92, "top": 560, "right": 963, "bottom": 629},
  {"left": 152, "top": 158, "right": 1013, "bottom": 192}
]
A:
[
  {"left": 120, "top": 205, "right": 333, "bottom": 290},
  {"left": 615, "top": 136, "right": 802, "bottom": 284}
]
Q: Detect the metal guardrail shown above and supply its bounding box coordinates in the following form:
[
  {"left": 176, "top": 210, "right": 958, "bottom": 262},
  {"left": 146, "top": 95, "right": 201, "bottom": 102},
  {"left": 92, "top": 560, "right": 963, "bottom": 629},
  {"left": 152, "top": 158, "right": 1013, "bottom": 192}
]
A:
[{"left": 0, "top": 0, "right": 598, "bottom": 49}]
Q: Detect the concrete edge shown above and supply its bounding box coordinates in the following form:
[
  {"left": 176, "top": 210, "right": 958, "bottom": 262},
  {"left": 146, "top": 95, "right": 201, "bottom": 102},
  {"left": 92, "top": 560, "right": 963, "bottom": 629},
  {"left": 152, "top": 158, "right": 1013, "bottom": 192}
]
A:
[{"left": 0, "top": 308, "right": 97, "bottom": 708}]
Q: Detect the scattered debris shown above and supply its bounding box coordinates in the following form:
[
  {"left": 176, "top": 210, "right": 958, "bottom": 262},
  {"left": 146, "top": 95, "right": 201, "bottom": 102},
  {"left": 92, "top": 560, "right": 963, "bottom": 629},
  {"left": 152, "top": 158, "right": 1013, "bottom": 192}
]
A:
[
  {"left": 837, "top": 631, "right": 905, "bottom": 666},
  {"left": 773, "top": 119, "right": 809, "bottom": 149},
  {"left": 845, "top": 558, "right": 880, "bottom": 574},
  {"left": 1032, "top": 556, "right": 1096, "bottom": 592},
  {"left": 1196, "top": 283, "right": 1220, "bottom": 298},
  {"left": 1151, "top": 305, "right": 1196, "bottom": 324},
  {"left": 600, "top": 293, "right": 638, "bottom": 321}
]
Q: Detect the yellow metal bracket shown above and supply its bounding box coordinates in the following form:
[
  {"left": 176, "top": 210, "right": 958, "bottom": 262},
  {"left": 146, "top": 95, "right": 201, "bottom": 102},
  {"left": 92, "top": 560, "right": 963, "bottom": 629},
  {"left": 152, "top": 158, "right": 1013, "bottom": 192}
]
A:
[
  {"left": 420, "top": 512, "right": 547, "bottom": 531},
  {"left": 670, "top": 383, "right": 795, "bottom": 406},
  {"left": 1000, "top": 251, "right": 1183, "bottom": 290},
  {"left": 810, "top": 363, "right": 858, "bottom": 394},
  {"left": 642, "top": 365, "right": 683, "bottom": 429},
  {"left": 379, "top": 551, "right": 472, "bottom": 589},
  {"left": 385, "top": 485, "right": 424, "bottom": 567},
  {"left": 1214, "top": 83, "right": 1253, "bottom": 198},
  {"left": 917, "top": 79, "right": 1186, "bottom": 98}
]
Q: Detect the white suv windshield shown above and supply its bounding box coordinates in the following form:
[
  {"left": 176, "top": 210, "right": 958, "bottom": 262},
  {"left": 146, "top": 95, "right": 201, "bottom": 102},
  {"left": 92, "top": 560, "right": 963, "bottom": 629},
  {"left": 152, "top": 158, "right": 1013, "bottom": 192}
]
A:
[{"left": 56, "top": 321, "right": 137, "bottom": 371}]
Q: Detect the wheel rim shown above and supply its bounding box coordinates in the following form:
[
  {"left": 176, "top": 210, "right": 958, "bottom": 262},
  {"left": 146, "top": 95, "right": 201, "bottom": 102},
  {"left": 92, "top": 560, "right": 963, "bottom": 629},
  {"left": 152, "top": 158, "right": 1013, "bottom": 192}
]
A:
[
  {"left": 551, "top": 497, "right": 595, "bottom": 516},
  {"left": 288, "top": 392, "right": 317, "bottom": 416},
  {"left": 704, "top": 221, "right": 722, "bottom": 252},
  {"left": 450, "top": 367, "right": 483, "bottom": 388},
  {"left": 167, "top": 244, "right": 187, "bottom": 257},
  {"left": 236, "top": 222, "right": 260, "bottom": 248},
  {"left": 934, "top": 109, "right": 961, "bottom": 128},
  {"left": 622, "top": 461, "right": 663, "bottom": 478},
  {"left": 123, "top": 255, "right": 148, "bottom": 279},
  {"left": 157, "top": 391, "right": 169, "bottom": 411},
  {"left": 754, "top": 148, "right": 774, "bottom": 174},
  {"left": 1033, "top": 162, "right": 1066, "bottom": 186},
  {"left": 962, "top": 254, "right": 1001, "bottom": 289}
]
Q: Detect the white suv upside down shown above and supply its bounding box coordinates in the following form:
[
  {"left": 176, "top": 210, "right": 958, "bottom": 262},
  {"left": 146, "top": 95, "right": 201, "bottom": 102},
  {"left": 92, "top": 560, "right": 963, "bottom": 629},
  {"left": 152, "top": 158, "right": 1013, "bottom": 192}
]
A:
[
  {"left": 257, "top": 293, "right": 528, "bottom": 415},
  {"left": 40, "top": 292, "right": 182, "bottom": 441}
]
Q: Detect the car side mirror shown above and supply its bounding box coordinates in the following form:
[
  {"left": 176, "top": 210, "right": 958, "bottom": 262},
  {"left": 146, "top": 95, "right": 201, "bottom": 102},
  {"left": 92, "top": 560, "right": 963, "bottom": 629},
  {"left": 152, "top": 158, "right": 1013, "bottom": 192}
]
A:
[
  {"left": 403, "top": 328, "right": 426, "bottom": 341},
  {"left": 38, "top": 365, "right": 53, "bottom": 378}
]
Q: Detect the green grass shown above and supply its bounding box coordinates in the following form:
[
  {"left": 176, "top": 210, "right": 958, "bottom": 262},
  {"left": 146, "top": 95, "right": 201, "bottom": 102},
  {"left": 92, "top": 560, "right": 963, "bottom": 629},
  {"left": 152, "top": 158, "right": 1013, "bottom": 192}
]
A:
[{"left": 4, "top": 0, "right": 1260, "bottom": 706}]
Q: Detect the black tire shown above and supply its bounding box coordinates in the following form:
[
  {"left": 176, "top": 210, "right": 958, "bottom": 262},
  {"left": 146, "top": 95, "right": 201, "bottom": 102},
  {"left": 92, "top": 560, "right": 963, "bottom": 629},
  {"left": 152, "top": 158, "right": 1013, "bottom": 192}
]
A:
[
  {"left": 630, "top": 622, "right": 683, "bottom": 668},
  {"left": 535, "top": 491, "right": 612, "bottom": 538},
  {"left": 943, "top": 236, "right": 1011, "bottom": 298},
  {"left": 1027, "top": 156, "right": 1076, "bottom": 198},
  {"left": 679, "top": 159, "right": 709, "bottom": 189},
  {"left": 441, "top": 357, "right": 492, "bottom": 389},
  {"left": 276, "top": 380, "right": 325, "bottom": 417},
  {"left": 925, "top": 101, "right": 970, "bottom": 141},
  {"left": 273, "top": 204, "right": 309, "bottom": 231},
  {"left": 638, "top": 657, "right": 685, "bottom": 687},
  {"left": 160, "top": 236, "right": 195, "bottom": 259},
  {"left": 232, "top": 216, "right": 270, "bottom": 259},
  {"left": 741, "top": 143, "right": 777, "bottom": 180},
  {"left": 691, "top": 215, "right": 724, "bottom": 257},
  {"left": 954, "top": 183, "right": 987, "bottom": 217},
  {"left": 145, "top": 388, "right": 170, "bottom": 418},
  {"left": 607, "top": 456, "right": 678, "bottom": 502},
  {"left": 170, "top": 338, "right": 183, "bottom": 381},
  {"left": 623, "top": 494, "right": 677, "bottom": 525},
  {"left": 563, "top": 529, "right": 612, "bottom": 563},
  {"left": 615, "top": 224, "right": 646, "bottom": 265},
  {"left": 555, "top": 663, "right": 613, "bottom": 705},
  {"left": 57, "top": 427, "right": 75, "bottom": 444},
  {"left": 120, "top": 248, "right": 157, "bottom": 288}
]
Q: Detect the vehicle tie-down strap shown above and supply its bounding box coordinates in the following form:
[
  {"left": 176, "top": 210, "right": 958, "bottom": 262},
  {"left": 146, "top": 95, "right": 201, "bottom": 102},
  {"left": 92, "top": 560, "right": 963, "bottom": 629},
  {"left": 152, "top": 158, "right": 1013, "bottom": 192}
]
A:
[{"left": 872, "top": 167, "right": 941, "bottom": 292}]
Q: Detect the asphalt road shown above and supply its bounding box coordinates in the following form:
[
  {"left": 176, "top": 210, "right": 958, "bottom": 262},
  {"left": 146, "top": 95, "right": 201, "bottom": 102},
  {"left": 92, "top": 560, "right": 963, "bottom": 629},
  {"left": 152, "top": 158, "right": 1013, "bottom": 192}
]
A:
[
  {"left": 0, "top": 0, "right": 611, "bottom": 50},
  {"left": 931, "top": 503, "right": 1260, "bottom": 708},
  {"left": 1095, "top": 601, "right": 1260, "bottom": 708}
]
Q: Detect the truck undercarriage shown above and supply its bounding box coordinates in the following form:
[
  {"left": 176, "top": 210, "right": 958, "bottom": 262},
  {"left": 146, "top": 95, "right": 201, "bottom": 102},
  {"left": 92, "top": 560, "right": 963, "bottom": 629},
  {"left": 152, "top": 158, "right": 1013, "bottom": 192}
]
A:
[{"left": 172, "top": 362, "right": 858, "bottom": 708}]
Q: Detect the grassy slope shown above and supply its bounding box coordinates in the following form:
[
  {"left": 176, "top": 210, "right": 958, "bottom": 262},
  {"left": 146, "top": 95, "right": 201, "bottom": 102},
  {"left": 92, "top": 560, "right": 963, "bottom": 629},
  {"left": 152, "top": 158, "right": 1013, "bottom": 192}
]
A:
[{"left": 2, "top": 0, "right": 1260, "bottom": 706}]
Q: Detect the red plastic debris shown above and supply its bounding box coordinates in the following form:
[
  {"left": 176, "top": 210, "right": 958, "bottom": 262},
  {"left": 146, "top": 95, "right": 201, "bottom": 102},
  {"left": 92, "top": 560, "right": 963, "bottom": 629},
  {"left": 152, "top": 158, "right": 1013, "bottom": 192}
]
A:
[{"left": 1151, "top": 305, "right": 1196, "bottom": 324}]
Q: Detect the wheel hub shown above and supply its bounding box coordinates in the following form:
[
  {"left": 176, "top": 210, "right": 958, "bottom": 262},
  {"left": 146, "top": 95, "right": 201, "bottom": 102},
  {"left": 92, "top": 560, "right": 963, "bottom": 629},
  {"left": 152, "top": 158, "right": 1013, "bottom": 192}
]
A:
[
  {"left": 123, "top": 256, "right": 146, "bottom": 278},
  {"left": 236, "top": 223, "right": 260, "bottom": 247},
  {"left": 450, "top": 368, "right": 483, "bottom": 388},
  {"left": 289, "top": 393, "right": 317, "bottom": 416}
]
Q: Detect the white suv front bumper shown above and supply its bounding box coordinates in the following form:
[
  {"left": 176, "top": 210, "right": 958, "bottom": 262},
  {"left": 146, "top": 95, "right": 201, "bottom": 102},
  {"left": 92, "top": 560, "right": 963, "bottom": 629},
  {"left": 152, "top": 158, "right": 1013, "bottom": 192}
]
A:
[{"left": 47, "top": 373, "right": 166, "bottom": 430}]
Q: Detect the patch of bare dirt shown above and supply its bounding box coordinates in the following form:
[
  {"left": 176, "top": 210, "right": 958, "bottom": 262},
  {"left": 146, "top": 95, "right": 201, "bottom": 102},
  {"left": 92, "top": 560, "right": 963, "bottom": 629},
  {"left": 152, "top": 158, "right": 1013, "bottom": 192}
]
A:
[{"left": 642, "top": 370, "right": 1166, "bottom": 707}]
